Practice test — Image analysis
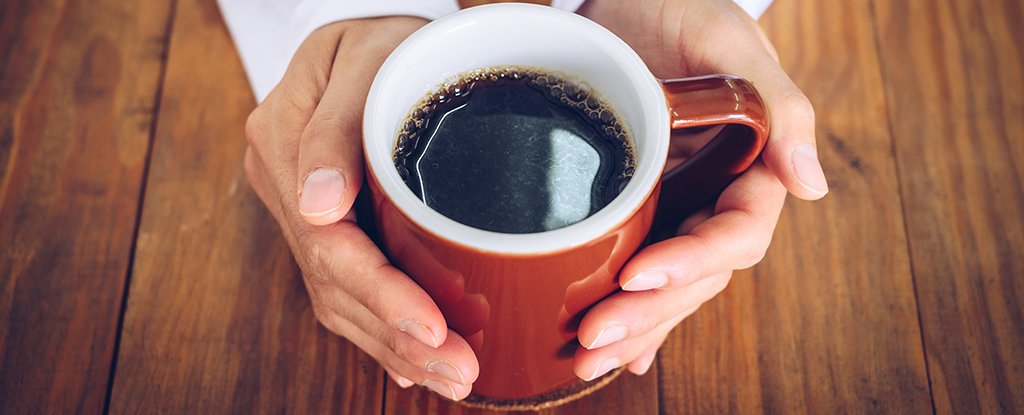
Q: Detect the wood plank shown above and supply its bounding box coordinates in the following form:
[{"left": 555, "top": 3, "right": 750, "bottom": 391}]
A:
[
  {"left": 656, "top": 0, "right": 934, "bottom": 413},
  {"left": 107, "top": 0, "right": 383, "bottom": 412},
  {"left": 873, "top": 0, "right": 1024, "bottom": 413},
  {"left": 0, "top": 0, "right": 173, "bottom": 412}
]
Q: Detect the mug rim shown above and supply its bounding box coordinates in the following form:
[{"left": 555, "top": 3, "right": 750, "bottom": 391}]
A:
[{"left": 363, "top": 3, "right": 669, "bottom": 255}]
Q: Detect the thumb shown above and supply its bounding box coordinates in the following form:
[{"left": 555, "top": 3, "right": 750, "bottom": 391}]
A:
[
  {"left": 296, "top": 107, "right": 365, "bottom": 226},
  {"left": 680, "top": 2, "right": 829, "bottom": 200},
  {"left": 756, "top": 78, "right": 828, "bottom": 200},
  {"left": 296, "top": 19, "right": 427, "bottom": 225},
  {"left": 295, "top": 45, "right": 385, "bottom": 226}
]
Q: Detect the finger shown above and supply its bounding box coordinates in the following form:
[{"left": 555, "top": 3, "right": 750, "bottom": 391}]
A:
[
  {"left": 244, "top": 25, "right": 347, "bottom": 189},
  {"left": 579, "top": 272, "right": 730, "bottom": 349},
  {"left": 293, "top": 58, "right": 369, "bottom": 224},
  {"left": 574, "top": 311, "right": 689, "bottom": 381},
  {"left": 677, "top": 204, "right": 714, "bottom": 235},
  {"left": 625, "top": 335, "right": 663, "bottom": 376},
  {"left": 680, "top": 2, "right": 828, "bottom": 200},
  {"left": 385, "top": 367, "right": 415, "bottom": 389},
  {"left": 625, "top": 309, "right": 692, "bottom": 376},
  {"left": 296, "top": 18, "right": 426, "bottom": 225},
  {"left": 315, "top": 309, "right": 474, "bottom": 400},
  {"left": 619, "top": 161, "right": 784, "bottom": 290},
  {"left": 294, "top": 219, "right": 450, "bottom": 349},
  {"left": 311, "top": 279, "right": 479, "bottom": 386}
]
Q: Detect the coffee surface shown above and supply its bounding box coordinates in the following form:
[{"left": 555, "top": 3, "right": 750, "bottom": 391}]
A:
[{"left": 394, "top": 67, "right": 634, "bottom": 234}]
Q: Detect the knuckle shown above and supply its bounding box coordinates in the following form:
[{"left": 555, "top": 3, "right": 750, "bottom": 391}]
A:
[
  {"left": 709, "top": 273, "right": 733, "bottom": 295},
  {"left": 738, "top": 238, "right": 769, "bottom": 269},
  {"left": 311, "top": 304, "right": 342, "bottom": 334},
  {"left": 301, "top": 236, "right": 334, "bottom": 281},
  {"left": 381, "top": 328, "right": 414, "bottom": 362},
  {"left": 778, "top": 90, "right": 815, "bottom": 120},
  {"left": 311, "top": 304, "right": 328, "bottom": 322},
  {"left": 292, "top": 224, "right": 331, "bottom": 276},
  {"left": 304, "top": 269, "right": 333, "bottom": 298},
  {"left": 243, "top": 147, "right": 260, "bottom": 185},
  {"left": 303, "top": 115, "right": 360, "bottom": 144},
  {"left": 245, "top": 105, "right": 270, "bottom": 146}
]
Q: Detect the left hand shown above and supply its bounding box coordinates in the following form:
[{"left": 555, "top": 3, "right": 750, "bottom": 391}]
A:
[{"left": 573, "top": 0, "right": 829, "bottom": 379}]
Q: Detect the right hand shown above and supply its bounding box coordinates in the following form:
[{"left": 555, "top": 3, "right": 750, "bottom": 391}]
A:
[{"left": 243, "top": 17, "right": 479, "bottom": 400}]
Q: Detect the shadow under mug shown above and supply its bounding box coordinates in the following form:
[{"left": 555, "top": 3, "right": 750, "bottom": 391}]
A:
[{"left": 363, "top": 4, "right": 768, "bottom": 401}]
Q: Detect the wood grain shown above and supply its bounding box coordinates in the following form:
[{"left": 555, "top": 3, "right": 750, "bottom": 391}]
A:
[
  {"left": 656, "top": 0, "right": 934, "bottom": 413},
  {"left": 0, "top": 0, "right": 172, "bottom": 412},
  {"left": 873, "top": 0, "right": 1024, "bottom": 413},
  {"left": 106, "top": 0, "right": 382, "bottom": 413}
]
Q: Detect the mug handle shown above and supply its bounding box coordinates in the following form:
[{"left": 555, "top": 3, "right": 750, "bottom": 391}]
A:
[{"left": 653, "top": 75, "right": 770, "bottom": 231}]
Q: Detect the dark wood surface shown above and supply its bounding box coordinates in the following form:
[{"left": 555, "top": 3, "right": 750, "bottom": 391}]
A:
[
  {"left": 1, "top": 0, "right": 1021, "bottom": 413},
  {"left": 874, "top": 0, "right": 1024, "bottom": 413},
  {"left": 0, "top": 0, "right": 173, "bottom": 412}
]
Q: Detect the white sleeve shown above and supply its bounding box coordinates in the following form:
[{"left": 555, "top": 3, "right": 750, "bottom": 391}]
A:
[
  {"left": 218, "top": 0, "right": 456, "bottom": 102},
  {"left": 733, "top": 0, "right": 773, "bottom": 19},
  {"left": 218, "top": 0, "right": 773, "bottom": 102}
]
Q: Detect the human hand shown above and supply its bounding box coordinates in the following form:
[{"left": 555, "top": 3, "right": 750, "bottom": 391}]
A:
[
  {"left": 574, "top": 0, "right": 828, "bottom": 378},
  {"left": 243, "top": 17, "right": 478, "bottom": 400}
]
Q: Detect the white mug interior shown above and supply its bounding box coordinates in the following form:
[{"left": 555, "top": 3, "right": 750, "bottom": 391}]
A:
[{"left": 364, "top": 3, "right": 669, "bottom": 254}]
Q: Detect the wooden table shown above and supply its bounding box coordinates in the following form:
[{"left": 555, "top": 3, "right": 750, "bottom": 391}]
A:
[{"left": 2, "top": 0, "right": 1021, "bottom": 413}]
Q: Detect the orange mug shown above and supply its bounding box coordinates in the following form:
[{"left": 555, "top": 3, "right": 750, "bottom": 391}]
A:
[{"left": 363, "top": 4, "right": 768, "bottom": 402}]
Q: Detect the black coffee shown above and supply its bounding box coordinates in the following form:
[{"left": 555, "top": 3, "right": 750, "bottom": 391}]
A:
[{"left": 393, "top": 66, "right": 634, "bottom": 234}]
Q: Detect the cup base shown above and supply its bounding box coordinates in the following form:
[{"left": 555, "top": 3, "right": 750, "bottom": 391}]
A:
[{"left": 456, "top": 368, "right": 624, "bottom": 411}]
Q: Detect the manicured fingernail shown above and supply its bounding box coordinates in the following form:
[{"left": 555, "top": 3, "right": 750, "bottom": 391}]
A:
[
  {"left": 586, "top": 325, "right": 628, "bottom": 349},
  {"left": 587, "top": 357, "right": 621, "bottom": 381},
  {"left": 427, "top": 360, "right": 466, "bottom": 385},
  {"left": 392, "top": 374, "right": 414, "bottom": 388},
  {"left": 622, "top": 272, "right": 667, "bottom": 291},
  {"left": 633, "top": 354, "right": 656, "bottom": 376},
  {"left": 299, "top": 167, "right": 346, "bottom": 217},
  {"left": 792, "top": 144, "right": 829, "bottom": 196},
  {"left": 398, "top": 319, "right": 440, "bottom": 348},
  {"left": 422, "top": 379, "right": 457, "bottom": 400}
]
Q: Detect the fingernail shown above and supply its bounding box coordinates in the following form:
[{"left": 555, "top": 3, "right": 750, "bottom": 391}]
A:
[
  {"left": 587, "top": 357, "right": 621, "bottom": 381},
  {"left": 792, "top": 144, "right": 829, "bottom": 196},
  {"left": 422, "top": 379, "right": 457, "bottom": 400},
  {"left": 427, "top": 360, "right": 466, "bottom": 385},
  {"left": 632, "top": 354, "right": 656, "bottom": 376},
  {"left": 622, "top": 272, "right": 667, "bottom": 291},
  {"left": 392, "top": 374, "right": 414, "bottom": 388},
  {"left": 299, "top": 167, "right": 346, "bottom": 217},
  {"left": 398, "top": 319, "right": 440, "bottom": 348},
  {"left": 586, "top": 325, "right": 628, "bottom": 349}
]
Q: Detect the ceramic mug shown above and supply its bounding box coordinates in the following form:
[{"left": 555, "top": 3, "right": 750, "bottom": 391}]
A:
[{"left": 363, "top": 3, "right": 768, "bottom": 401}]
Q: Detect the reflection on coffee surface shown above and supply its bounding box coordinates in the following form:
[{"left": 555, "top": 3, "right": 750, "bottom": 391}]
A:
[{"left": 393, "top": 66, "right": 635, "bottom": 234}]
